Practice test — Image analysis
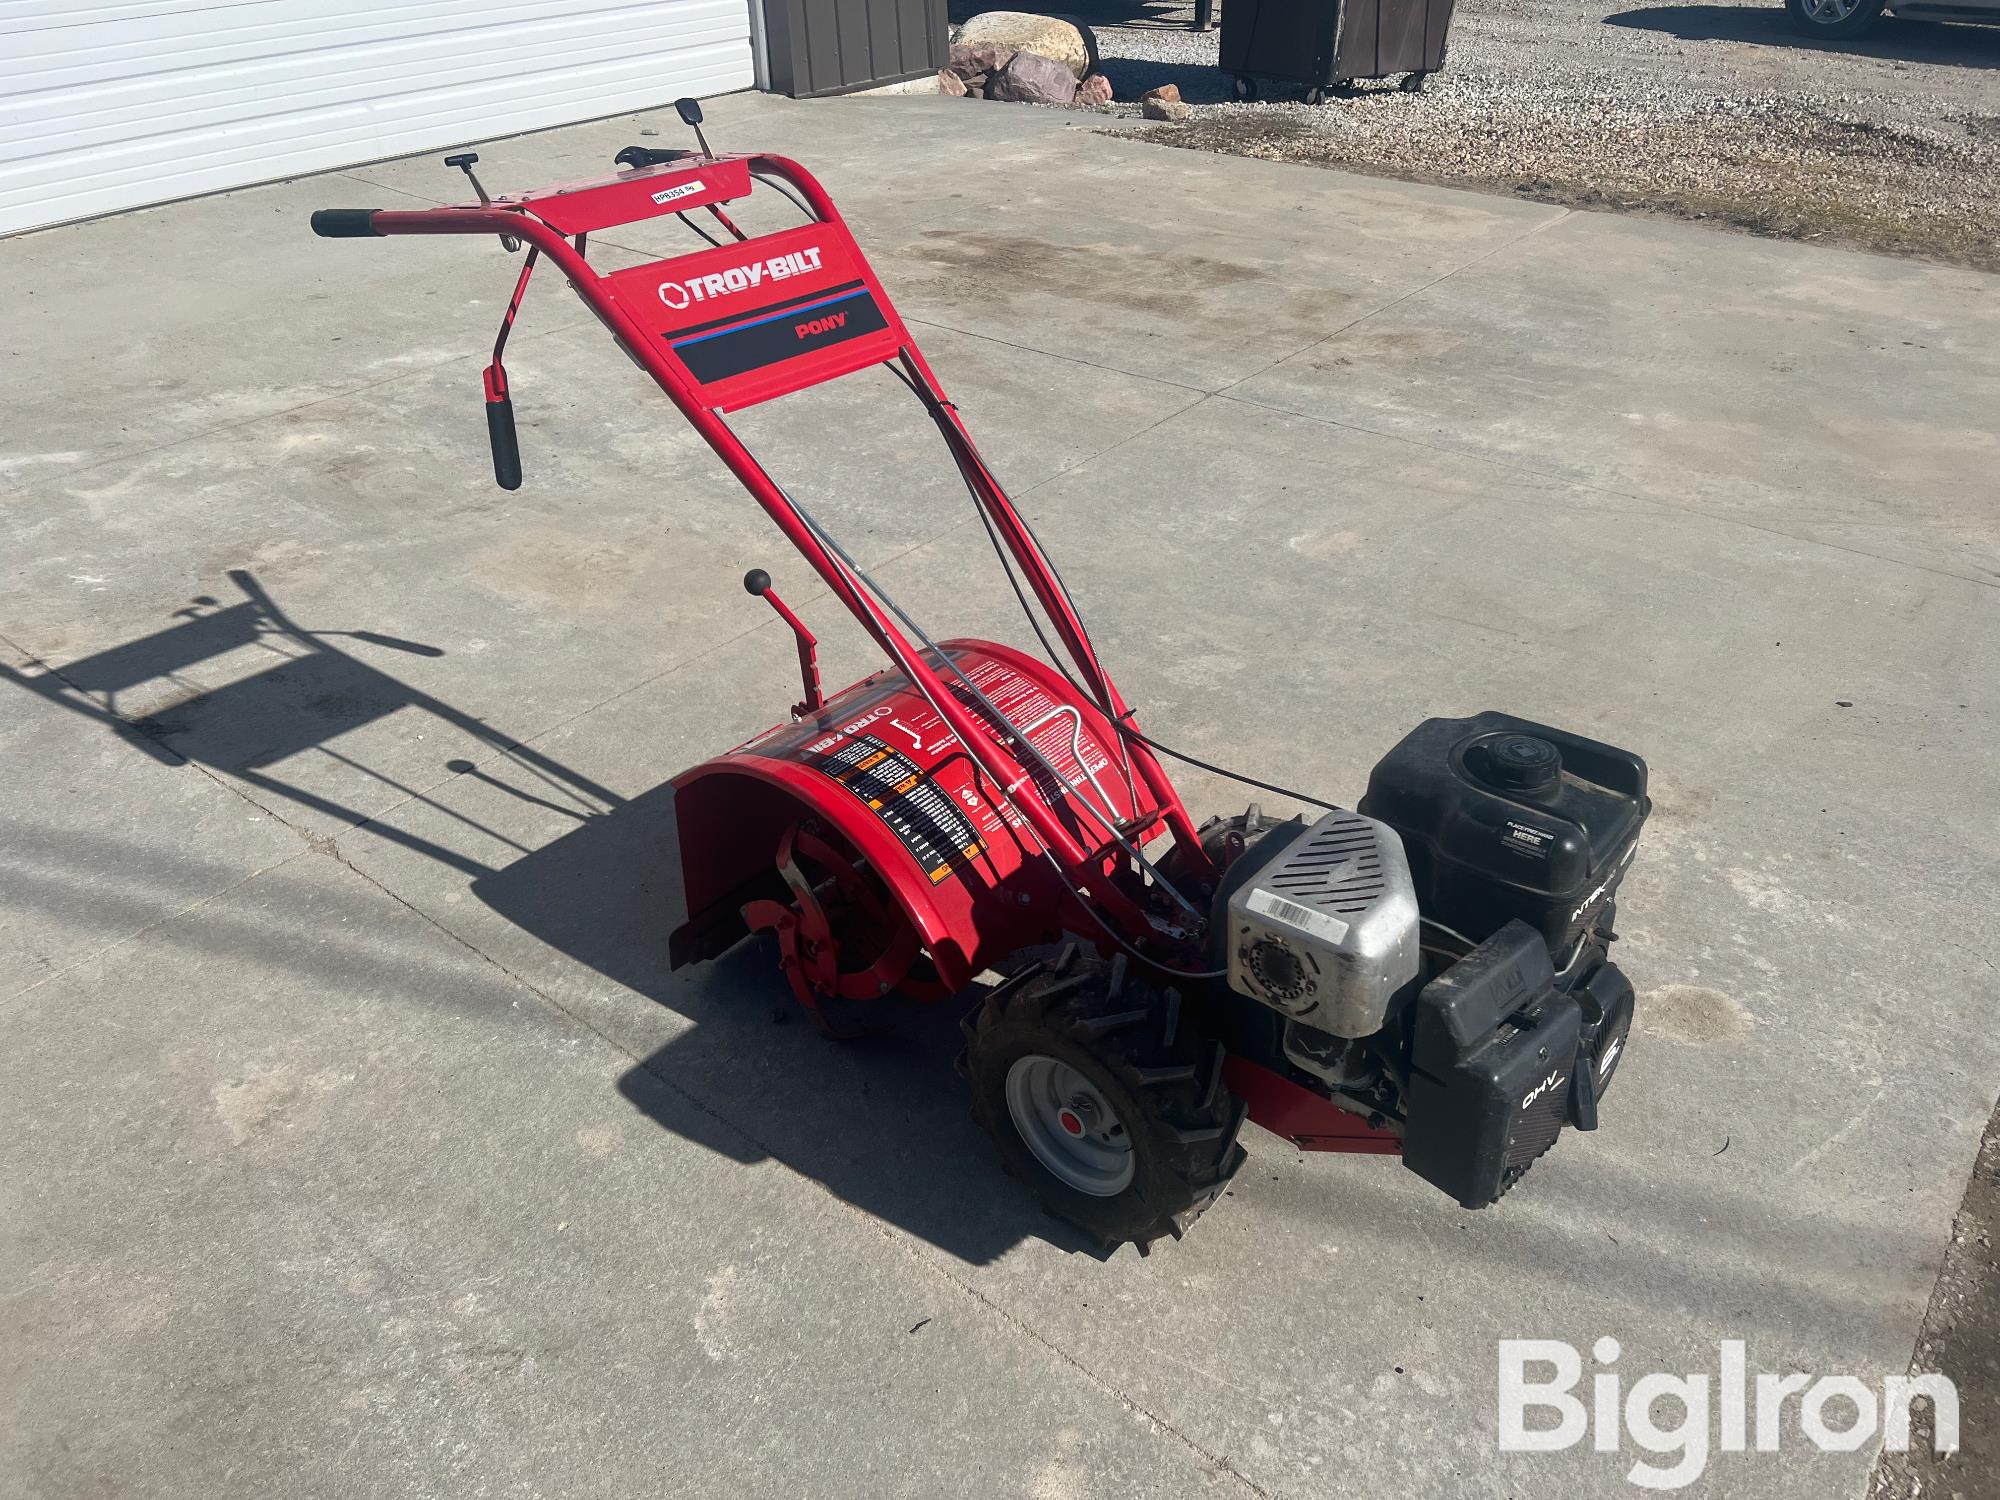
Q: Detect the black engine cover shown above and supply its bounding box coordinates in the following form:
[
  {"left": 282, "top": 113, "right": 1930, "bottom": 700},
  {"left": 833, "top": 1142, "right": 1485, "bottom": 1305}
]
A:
[
  {"left": 1401, "top": 921, "right": 1582, "bottom": 1208},
  {"left": 1358, "top": 711, "right": 1649, "bottom": 952},
  {"left": 1566, "top": 955, "right": 1634, "bottom": 1131}
]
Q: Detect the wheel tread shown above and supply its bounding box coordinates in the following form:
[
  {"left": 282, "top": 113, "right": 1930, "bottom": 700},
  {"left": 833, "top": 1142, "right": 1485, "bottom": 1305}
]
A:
[{"left": 962, "top": 947, "right": 1248, "bottom": 1252}]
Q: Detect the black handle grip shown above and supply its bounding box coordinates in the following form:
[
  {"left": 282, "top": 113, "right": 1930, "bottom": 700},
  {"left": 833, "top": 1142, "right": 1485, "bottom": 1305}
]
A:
[
  {"left": 311, "top": 209, "right": 383, "bottom": 238},
  {"left": 486, "top": 398, "right": 522, "bottom": 491}
]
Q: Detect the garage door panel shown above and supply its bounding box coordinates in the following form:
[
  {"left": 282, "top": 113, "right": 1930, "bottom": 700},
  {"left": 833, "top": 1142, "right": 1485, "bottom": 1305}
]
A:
[
  {"left": 0, "top": 0, "right": 754, "bottom": 235},
  {"left": 2, "top": 1, "right": 735, "bottom": 90},
  {"left": 2, "top": 7, "right": 752, "bottom": 141},
  {"left": 12, "top": 46, "right": 753, "bottom": 219}
]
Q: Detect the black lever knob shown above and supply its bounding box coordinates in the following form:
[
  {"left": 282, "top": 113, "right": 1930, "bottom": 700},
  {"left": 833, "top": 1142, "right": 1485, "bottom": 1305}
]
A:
[
  {"left": 743, "top": 569, "right": 771, "bottom": 597},
  {"left": 614, "top": 145, "right": 693, "bottom": 170},
  {"left": 673, "top": 97, "right": 714, "bottom": 159},
  {"left": 441, "top": 152, "right": 519, "bottom": 253}
]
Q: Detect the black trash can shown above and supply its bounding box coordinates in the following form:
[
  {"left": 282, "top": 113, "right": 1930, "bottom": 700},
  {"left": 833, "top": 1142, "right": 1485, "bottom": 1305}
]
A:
[{"left": 1219, "top": 0, "right": 1454, "bottom": 100}]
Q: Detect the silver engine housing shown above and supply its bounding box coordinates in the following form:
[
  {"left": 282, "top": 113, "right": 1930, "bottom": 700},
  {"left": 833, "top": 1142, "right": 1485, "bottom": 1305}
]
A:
[{"left": 1224, "top": 808, "right": 1421, "bottom": 1038}]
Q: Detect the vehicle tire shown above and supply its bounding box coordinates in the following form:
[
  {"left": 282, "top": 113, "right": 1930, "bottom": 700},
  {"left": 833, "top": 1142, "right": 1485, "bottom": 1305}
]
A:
[
  {"left": 962, "top": 943, "right": 1247, "bottom": 1252},
  {"left": 1783, "top": 0, "right": 1886, "bottom": 37},
  {"left": 1156, "top": 802, "right": 1288, "bottom": 905}
]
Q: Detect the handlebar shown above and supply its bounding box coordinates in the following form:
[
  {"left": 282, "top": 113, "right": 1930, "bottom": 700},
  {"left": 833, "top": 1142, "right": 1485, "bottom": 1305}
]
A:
[
  {"left": 310, "top": 209, "right": 382, "bottom": 238},
  {"left": 307, "top": 154, "right": 842, "bottom": 498},
  {"left": 485, "top": 393, "right": 522, "bottom": 491}
]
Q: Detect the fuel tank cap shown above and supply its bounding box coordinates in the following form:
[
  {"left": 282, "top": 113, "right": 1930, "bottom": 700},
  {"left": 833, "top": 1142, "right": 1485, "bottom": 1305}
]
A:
[{"left": 1474, "top": 733, "right": 1563, "bottom": 792}]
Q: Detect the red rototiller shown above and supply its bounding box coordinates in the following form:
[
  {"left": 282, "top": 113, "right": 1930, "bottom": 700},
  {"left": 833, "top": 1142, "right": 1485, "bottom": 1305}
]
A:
[{"left": 314, "top": 100, "right": 1649, "bottom": 1251}]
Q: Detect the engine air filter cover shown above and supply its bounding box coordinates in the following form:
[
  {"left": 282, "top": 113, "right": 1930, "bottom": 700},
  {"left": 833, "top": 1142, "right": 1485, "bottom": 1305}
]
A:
[{"left": 1224, "top": 808, "right": 1421, "bottom": 1038}]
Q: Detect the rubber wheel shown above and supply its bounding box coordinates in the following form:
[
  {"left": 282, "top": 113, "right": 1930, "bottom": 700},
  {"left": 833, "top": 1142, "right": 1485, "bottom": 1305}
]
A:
[
  {"left": 962, "top": 944, "right": 1247, "bottom": 1253},
  {"left": 1783, "top": 0, "right": 1885, "bottom": 36},
  {"left": 1304, "top": 85, "right": 1326, "bottom": 105},
  {"left": 1156, "top": 802, "right": 1286, "bottom": 905},
  {"left": 1399, "top": 70, "right": 1429, "bottom": 92},
  {"left": 1232, "top": 74, "right": 1257, "bottom": 101}
]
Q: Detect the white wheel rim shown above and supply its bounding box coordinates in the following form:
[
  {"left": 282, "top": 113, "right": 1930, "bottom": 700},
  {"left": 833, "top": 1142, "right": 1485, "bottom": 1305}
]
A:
[{"left": 1005, "top": 1054, "right": 1135, "bottom": 1197}]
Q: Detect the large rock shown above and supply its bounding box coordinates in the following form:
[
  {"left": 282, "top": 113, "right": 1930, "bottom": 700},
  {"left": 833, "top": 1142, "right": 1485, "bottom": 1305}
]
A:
[
  {"left": 1075, "top": 72, "right": 1113, "bottom": 106},
  {"left": 937, "top": 67, "right": 968, "bottom": 97},
  {"left": 954, "top": 11, "right": 1095, "bottom": 79},
  {"left": 1141, "top": 94, "right": 1192, "bottom": 123},
  {"left": 986, "top": 48, "right": 1079, "bottom": 105},
  {"left": 947, "top": 40, "right": 1015, "bottom": 79}
]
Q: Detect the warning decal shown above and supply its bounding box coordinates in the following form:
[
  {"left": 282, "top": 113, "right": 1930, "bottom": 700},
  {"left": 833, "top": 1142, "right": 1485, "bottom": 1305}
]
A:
[
  {"left": 949, "top": 657, "right": 1113, "bottom": 803},
  {"left": 810, "top": 734, "right": 985, "bottom": 885}
]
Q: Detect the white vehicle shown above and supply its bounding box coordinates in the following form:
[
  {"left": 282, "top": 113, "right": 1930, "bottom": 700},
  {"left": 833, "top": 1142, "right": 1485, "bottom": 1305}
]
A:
[{"left": 1788, "top": 0, "right": 2000, "bottom": 37}]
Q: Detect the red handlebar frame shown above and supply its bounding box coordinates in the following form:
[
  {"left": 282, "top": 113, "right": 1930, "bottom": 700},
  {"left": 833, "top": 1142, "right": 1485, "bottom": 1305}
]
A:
[{"left": 315, "top": 152, "right": 1215, "bottom": 934}]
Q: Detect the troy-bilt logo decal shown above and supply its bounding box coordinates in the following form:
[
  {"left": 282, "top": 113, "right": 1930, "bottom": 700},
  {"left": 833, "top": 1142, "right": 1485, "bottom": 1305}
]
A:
[
  {"left": 657, "top": 247, "right": 826, "bottom": 311},
  {"left": 649, "top": 180, "right": 706, "bottom": 206}
]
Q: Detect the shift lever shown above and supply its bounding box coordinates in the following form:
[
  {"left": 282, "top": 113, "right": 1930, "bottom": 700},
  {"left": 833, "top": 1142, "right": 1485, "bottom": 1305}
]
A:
[
  {"left": 675, "top": 98, "right": 715, "bottom": 160},
  {"left": 443, "top": 152, "right": 521, "bottom": 252}
]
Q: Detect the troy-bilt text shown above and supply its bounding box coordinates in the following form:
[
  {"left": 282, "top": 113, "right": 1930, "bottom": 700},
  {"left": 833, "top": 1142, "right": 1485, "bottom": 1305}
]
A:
[{"left": 657, "top": 246, "right": 825, "bottom": 310}]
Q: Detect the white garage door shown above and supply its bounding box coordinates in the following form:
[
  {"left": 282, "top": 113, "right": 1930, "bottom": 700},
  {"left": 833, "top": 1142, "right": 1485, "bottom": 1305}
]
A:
[{"left": 0, "top": 0, "right": 754, "bottom": 236}]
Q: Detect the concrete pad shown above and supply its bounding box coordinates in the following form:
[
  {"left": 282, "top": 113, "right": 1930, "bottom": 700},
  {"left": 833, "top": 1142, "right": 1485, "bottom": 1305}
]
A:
[
  {"left": 1225, "top": 203, "right": 2000, "bottom": 583},
  {"left": 319, "top": 392, "right": 1998, "bottom": 1497},
  {"left": 0, "top": 639, "right": 305, "bottom": 997},
  {"left": 0, "top": 309, "right": 1196, "bottom": 841},
  {"left": 0, "top": 90, "right": 1557, "bottom": 498},
  {"left": 5, "top": 87, "right": 1998, "bottom": 1500},
  {"left": 865, "top": 396, "right": 2000, "bottom": 1497},
  {"left": 0, "top": 852, "right": 1238, "bottom": 1500},
  {"left": 0, "top": 171, "right": 553, "bottom": 489}
]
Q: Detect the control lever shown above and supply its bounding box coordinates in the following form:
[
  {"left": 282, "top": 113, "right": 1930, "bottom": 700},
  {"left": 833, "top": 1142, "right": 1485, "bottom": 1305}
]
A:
[
  {"left": 483, "top": 366, "right": 522, "bottom": 491},
  {"left": 674, "top": 97, "right": 715, "bottom": 160},
  {"left": 614, "top": 145, "right": 694, "bottom": 170},
  {"left": 745, "top": 569, "right": 823, "bottom": 717},
  {"left": 443, "top": 152, "right": 521, "bottom": 252},
  {"left": 478, "top": 246, "right": 540, "bottom": 491}
]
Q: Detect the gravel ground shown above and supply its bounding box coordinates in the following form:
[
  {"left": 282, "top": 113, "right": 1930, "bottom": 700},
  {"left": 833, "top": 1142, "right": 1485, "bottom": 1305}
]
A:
[
  {"left": 1870, "top": 1102, "right": 2000, "bottom": 1500},
  {"left": 1032, "top": 0, "right": 2000, "bottom": 269}
]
